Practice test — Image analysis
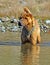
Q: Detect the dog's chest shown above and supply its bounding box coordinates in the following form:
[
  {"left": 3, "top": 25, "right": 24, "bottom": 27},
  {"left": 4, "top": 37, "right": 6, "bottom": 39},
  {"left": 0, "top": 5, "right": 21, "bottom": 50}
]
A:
[
  {"left": 22, "top": 27, "right": 29, "bottom": 37},
  {"left": 22, "top": 26, "right": 34, "bottom": 40}
]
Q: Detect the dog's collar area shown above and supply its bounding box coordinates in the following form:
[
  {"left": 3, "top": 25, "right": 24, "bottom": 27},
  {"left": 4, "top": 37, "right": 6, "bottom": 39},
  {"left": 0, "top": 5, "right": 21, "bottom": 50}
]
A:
[
  {"left": 27, "top": 26, "right": 35, "bottom": 39},
  {"left": 29, "top": 26, "right": 35, "bottom": 34}
]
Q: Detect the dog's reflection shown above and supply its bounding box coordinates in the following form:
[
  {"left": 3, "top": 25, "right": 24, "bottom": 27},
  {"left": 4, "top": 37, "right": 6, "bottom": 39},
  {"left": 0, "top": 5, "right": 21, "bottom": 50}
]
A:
[{"left": 21, "top": 43, "right": 40, "bottom": 65}]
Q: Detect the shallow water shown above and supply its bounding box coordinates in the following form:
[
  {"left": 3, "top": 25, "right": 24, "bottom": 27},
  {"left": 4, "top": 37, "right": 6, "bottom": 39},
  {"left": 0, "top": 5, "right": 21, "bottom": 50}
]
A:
[
  {"left": 0, "top": 42, "right": 50, "bottom": 65},
  {"left": 0, "top": 32, "right": 50, "bottom": 65},
  {"left": 0, "top": 45, "right": 21, "bottom": 65}
]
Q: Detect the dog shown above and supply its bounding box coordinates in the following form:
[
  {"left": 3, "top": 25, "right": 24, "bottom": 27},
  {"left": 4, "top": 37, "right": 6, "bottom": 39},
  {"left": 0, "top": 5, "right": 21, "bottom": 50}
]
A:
[{"left": 19, "top": 7, "right": 41, "bottom": 45}]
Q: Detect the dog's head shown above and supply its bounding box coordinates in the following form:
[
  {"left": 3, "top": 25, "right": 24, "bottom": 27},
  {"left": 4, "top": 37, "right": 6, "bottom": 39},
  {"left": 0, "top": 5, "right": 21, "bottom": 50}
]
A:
[{"left": 19, "top": 7, "right": 35, "bottom": 26}]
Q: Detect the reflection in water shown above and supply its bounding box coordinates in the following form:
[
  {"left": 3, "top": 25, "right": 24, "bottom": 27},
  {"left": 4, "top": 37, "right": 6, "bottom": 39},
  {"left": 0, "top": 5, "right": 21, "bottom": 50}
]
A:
[
  {"left": 0, "top": 42, "right": 50, "bottom": 65},
  {"left": 21, "top": 43, "right": 40, "bottom": 65}
]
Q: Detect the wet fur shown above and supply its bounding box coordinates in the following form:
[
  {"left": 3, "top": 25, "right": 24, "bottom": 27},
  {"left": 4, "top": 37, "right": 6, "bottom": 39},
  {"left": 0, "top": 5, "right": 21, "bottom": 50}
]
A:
[{"left": 20, "top": 7, "right": 41, "bottom": 45}]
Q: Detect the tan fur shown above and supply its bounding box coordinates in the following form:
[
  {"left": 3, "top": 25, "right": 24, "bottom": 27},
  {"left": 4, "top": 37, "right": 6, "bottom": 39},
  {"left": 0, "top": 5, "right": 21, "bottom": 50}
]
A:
[{"left": 20, "top": 7, "right": 41, "bottom": 45}]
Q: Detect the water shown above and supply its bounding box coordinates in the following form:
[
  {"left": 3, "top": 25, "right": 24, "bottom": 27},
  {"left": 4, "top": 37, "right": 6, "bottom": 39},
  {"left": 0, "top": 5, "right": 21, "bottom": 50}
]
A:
[
  {"left": 0, "top": 45, "right": 21, "bottom": 65},
  {"left": 0, "top": 42, "right": 50, "bottom": 65},
  {"left": 0, "top": 32, "right": 50, "bottom": 65}
]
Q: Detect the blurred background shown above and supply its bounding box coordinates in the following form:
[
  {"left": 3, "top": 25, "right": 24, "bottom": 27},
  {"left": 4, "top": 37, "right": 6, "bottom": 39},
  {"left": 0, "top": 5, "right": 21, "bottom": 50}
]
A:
[
  {"left": 0, "top": 0, "right": 50, "bottom": 19},
  {"left": 0, "top": 0, "right": 50, "bottom": 42}
]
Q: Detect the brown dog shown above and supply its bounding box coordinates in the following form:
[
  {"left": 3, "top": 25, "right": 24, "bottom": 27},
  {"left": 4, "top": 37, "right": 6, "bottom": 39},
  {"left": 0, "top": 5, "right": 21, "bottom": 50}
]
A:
[{"left": 19, "top": 7, "right": 41, "bottom": 45}]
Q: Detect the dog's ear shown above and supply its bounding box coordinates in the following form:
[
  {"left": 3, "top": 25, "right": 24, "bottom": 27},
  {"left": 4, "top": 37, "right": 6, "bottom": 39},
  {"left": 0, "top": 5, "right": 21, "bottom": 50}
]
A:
[
  {"left": 32, "top": 18, "right": 36, "bottom": 26},
  {"left": 24, "top": 7, "right": 33, "bottom": 18},
  {"left": 24, "top": 7, "right": 32, "bottom": 14}
]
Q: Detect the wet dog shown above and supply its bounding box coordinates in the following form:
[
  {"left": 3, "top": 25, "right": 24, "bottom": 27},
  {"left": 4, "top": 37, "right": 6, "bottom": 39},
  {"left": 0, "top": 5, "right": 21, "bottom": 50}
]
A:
[{"left": 19, "top": 7, "right": 41, "bottom": 45}]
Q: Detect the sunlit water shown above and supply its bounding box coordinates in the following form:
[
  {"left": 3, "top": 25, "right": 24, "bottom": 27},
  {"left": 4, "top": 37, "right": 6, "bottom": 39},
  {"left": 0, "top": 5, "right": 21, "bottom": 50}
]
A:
[{"left": 0, "top": 42, "right": 50, "bottom": 65}]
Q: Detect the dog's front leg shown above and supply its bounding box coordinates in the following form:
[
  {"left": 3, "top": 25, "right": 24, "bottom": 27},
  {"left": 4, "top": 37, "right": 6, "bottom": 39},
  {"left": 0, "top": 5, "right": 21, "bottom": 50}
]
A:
[{"left": 30, "top": 35, "right": 37, "bottom": 45}]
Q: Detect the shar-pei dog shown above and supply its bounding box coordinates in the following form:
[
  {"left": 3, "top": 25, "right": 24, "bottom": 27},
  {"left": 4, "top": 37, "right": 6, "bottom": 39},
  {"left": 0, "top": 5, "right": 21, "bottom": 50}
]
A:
[{"left": 19, "top": 7, "right": 41, "bottom": 45}]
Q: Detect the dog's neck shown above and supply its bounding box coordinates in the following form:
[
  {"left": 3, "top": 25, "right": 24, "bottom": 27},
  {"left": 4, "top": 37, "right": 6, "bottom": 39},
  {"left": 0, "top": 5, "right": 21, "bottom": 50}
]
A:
[
  {"left": 23, "top": 23, "right": 35, "bottom": 39},
  {"left": 25, "top": 22, "right": 33, "bottom": 32}
]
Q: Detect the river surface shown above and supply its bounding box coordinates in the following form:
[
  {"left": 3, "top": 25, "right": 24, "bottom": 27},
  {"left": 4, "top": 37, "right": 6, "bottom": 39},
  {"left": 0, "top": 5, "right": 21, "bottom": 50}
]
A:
[
  {"left": 0, "top": 32, "right": 50, "bottom": 65},
  {"left": 0, "top": 42, "right": 50, "bottom": 65}
]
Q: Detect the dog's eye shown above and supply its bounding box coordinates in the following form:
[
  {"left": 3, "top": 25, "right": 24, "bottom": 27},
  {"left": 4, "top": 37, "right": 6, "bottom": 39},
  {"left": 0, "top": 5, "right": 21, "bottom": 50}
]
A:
[{"left": 25, "top": 18, "right": 27, "bottom": 19}]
